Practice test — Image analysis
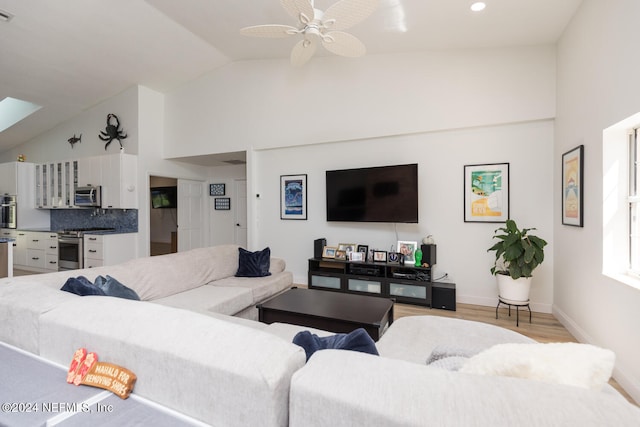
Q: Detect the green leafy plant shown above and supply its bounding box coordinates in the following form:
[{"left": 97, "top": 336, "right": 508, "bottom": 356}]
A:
[{"left": 488, "top": 219, "right": 547, "bottom": 279}]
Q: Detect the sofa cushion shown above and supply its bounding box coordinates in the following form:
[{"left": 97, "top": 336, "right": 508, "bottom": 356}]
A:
[
  {"left": 150, "top": 285, "right": 253, "bottom": 316},
  {"left": 0, "top": 282, "right": 78, "bottom": 354},
  {"left": 94, "top": 245, "right": 241, "bottom": 301},
  {"left": 236, "top": 247, "right": 272, "bottom": 277},
  {"left": 459, "top": 342, "right": 616, "bottom": 390},
  {"left": 39, "top": 297, "right": 306, "bottom": 427},
  {"left": 376, "top": 315, "right": 535, "bottom": 364},
  {"left": 289, "top": 350, "right": 640, "bottom": 427},
  {"left": 211, "top": 271, "right": 293, "bottom": 305}
]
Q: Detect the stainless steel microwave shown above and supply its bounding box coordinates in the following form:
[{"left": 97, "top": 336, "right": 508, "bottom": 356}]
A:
[{"left": 74, "top": 186, "right": 101, "bottom": 207}]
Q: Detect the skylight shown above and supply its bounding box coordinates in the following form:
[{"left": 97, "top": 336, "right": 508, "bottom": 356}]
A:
[{"left": 0, "top": 97, "right": 42, "bottom": 133}]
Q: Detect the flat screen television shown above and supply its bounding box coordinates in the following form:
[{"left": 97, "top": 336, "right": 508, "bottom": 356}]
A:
[
  {"left": 150, "top": 186, "right": 177, "bottom": 209},
  {"left": 326, "top": 163, "right": 418, "bottom": 223}
]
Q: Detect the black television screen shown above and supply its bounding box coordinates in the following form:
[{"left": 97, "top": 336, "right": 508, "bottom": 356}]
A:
[
  {"left": 150, "top": 186, "right": 177, "bottom": 209},
  {"left": 326, "top": 164, "right": 418, "bottom": 223}
]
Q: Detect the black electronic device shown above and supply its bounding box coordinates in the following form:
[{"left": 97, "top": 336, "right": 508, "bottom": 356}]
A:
[
  {"left": 325, "top": 163, "right": 418, "bottom": 223},
  {"left": 314, "top": 238, "right": 326, "bottom": 259},
  {"left": 420, "top": 244, "right": 437, "bottom": 266},
  {"left": 432, "top": 282, "right": 456, "bottom": 311},
  {"left": 349, "top": 265, "right": 380, "bottom": 276},
  {"left": 150, "top": 186, "right": 177, "bottom": 209}
]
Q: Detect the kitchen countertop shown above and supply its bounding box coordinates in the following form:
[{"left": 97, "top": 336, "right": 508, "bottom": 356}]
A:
[{"left": 0, "top": 238, "right": 15, "bottom": 243}]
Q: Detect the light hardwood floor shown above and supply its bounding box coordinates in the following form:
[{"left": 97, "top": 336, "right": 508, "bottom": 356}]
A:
[{"left": 395, "top": 301, "right": 636, "bottom": 405}]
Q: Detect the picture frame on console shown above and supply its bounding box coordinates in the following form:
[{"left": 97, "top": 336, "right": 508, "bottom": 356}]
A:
[
  {"left": 349, "top": 251, "right": 364, "bottom": 262},
  {"left": 397, "top": 240, "right": 418, "bottom": 264},
  {"left": 322, "top": 246, "right": 337, "bottom": 258},
  {"left": 335, "top": 250, "right": 347, "bottom": 260},
  {"left": 387, "top": 252, "right": 401, "bottom": 264},
  {"left": 280, "top": 174, "right": 307, "bottom": 220},
  {"left": 357, "top": 244, "right": 369, "bottom": 254},
  {"left": 463, "top": 163, "right": 510, "bottom": 223},
  {"left": 338, "top": 243, "right": 356, "bottom": 254},
  {"left": 373, "top": 250, "right": 387, "bottom": 262}
]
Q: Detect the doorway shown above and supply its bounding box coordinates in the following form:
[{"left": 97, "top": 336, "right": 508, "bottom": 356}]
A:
[{"left": 149, "top": 176, "right": 178, "bottom": 256}]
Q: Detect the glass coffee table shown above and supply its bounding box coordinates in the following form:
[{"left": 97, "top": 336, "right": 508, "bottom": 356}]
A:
[{"left": 257, "top": 288, "right": 394, "bottom": 341}]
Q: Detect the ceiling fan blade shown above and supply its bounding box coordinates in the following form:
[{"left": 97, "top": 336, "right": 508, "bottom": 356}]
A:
[
  {"left": 323, "top": 0, "right": 379, "bottom": 30},
  {"left": 291, "top": 37, "right": 318, "bottom": 66},
  {"left": 322, "top": 31, "right": 366, "bottom": 57},
  {"left": 280, "top": 0, "right": 315, "bottom": 23},
  {"left": 240, "top": 24, "right": 298, "bottom": 38}
]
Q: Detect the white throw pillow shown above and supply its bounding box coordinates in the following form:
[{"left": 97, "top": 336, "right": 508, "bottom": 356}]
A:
[{"left": 459, "top": 342, "right": 615, "bottom": 390}]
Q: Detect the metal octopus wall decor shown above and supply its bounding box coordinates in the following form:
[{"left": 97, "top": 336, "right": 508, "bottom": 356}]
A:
[{"left": 98, "top": 113, "right": 127, "bottom": 150}]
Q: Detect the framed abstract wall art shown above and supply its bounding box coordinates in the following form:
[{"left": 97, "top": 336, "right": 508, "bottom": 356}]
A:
[
  {"left": 280, "top": 174, "right": 307, "bottom": 220},
  {"left": 464, "top": 163, "right": 510, "bottom": 223},
  {"left": 562, "top": 145, "right": 584, "bottom": 227}
]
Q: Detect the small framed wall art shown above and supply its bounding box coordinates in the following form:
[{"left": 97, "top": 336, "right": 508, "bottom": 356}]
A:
[
  {"left": 214, "top": 197, "right": 231, "bottom": 210},
  {"left": 210, "top": 183, "right": 225, "bottom": 196},
  {"left": 280, "top": 174, "right": 307, "bottom": 220},
  {"left": 562, "top": 145, "right": 584, "bottom": 227},
  {"left": 464, "top": 163, "right": 510, "bottom": 223}
]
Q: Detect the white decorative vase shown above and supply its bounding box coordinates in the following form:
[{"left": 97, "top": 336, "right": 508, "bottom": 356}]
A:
[{"left": 497, "top": 274, "right": 532, "bottom": 302}]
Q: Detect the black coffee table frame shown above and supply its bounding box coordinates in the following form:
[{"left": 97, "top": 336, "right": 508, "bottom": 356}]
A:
[{"left": 257, "top": 288, "right": 394, "bottom": 341}]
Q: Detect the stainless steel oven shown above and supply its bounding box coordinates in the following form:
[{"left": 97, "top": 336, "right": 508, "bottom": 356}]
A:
[
  {"left": 58, "top": 232, "right": 83, "bottom": 271},
  {"left": 57, "top": 228, "right": 115, "bottom": 271},
  {"left": 0, "top": 195, "right": 17, "bottom": 229}
]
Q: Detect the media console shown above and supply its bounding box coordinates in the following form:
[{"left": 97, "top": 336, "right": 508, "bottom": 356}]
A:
[{"left": 308, "top": 258, "right": 456, "bottom": 310}]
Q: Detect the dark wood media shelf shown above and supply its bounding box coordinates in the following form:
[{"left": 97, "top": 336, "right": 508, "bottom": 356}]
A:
[{"left": 308, "top": 258, "right": 456, "bottom": 310}]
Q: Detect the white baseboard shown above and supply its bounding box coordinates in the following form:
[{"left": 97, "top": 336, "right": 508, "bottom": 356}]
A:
[{"left": 553, "top": 305, "right": 639, "bottom": 405}]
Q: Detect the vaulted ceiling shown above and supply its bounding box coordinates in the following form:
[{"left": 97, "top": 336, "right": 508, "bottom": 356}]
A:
[{"left": 0, "top": 0, "right": 582, "bottom": 152}]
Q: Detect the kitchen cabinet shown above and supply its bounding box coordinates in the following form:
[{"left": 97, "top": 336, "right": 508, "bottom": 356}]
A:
[
  {"left": 14, "top": 231, "right": 58, "bottom": 273},
  {"left": 35, "top": 160, "right": 78, "bottom": 208},
  {"left": 100, "top": 153, "right": 137, "bottom": 209},
  {"left": 77, "top": 156, "right": 102, "bottom": 189},
  {"left": 0, "top": 163, "right": 18, "bottom": 195},
  {"left": 84, "top": 233, "right": 137, "bottom": 268}
]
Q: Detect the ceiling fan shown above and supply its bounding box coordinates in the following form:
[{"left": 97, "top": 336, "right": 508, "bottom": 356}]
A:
[{"left": 240, "top": 0, "right": 378, "bottom": 66}]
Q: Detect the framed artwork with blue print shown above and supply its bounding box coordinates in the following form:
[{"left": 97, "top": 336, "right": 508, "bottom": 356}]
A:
[{"left": 280, "top": 174, "right": 307, "bottom": 220}]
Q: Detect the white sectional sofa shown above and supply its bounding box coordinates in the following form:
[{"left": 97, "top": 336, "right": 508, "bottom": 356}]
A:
[{"left": 0, "top": 246, "right": 638, "bottom": 426}]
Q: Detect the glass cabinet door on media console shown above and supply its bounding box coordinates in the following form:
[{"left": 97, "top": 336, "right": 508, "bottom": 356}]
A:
[{"left": 308, "top": 258, "right": 433, "bottom": 306}]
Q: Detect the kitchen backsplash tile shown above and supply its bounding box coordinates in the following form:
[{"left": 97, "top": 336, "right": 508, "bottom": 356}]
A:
[{"left": 51, "top": 209, "right": 138, "bottom": 232}]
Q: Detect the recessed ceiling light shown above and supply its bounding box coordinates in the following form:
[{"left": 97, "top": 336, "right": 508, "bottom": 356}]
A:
[
  {"left": 470, "top": 2, "right": 486, "bottom": 12},
  {"left": 0, "top": 9, "right": 14, "bottom": 22}
]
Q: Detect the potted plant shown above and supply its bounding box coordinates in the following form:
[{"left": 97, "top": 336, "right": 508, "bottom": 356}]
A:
[{"left": 487, "top": 219, "right": 547, "bottom": 302}]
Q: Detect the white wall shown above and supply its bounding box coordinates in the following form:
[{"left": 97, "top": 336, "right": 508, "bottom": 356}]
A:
[
  {"left": 161, "top": 44, "right": 557, "bottom": 311},
  {"left": 208, "top": 164, "right": 247, "bottom": 246},
  {"left": 164, "top": 46, "right": 556, "bottom": 156},
  {"left": 254, "top": 120, "right": 554, "bottom": 311},
  {"left": 555, "top": 0, "right": 640, "bottom": 402}
]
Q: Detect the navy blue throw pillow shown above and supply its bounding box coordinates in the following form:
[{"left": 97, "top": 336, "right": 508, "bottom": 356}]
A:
[
  {"left": 94, "top": 275, "right": 140, "bottom": 300},
  {"left": 61, "top": 276, "right": 106, "bottom": 296},
  {"left": 292, "top": 328, "right": 379, "bottom": 362},
  {"left": 235, "top": 247, "right": 272, "bottom": 277}
]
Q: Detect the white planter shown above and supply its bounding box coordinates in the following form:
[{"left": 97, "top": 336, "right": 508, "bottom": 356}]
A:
[{"left": 497, "top": 274, "right": 532, "bottom": 302}]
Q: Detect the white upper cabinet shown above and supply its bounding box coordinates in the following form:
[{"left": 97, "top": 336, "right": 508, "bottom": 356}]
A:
[
  {"left": 35, "top": 160, "right": 78, "bottom": 208},
  {"left": 100, "top": 153, "right": 137, "bottom": 209},
  {"left": 76, "top": 156, "right": 102, "bottom": 188},
  {"left": 0, "top": 162, "right": 18, "bottom": 195},
  {"left": 34, "top": 154, "right": 137, "bottom": 210}
]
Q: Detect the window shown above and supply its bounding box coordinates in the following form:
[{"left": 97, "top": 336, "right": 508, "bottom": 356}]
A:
[{"left": 630, "top": 129, "right": 640, "bottom": 275}]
